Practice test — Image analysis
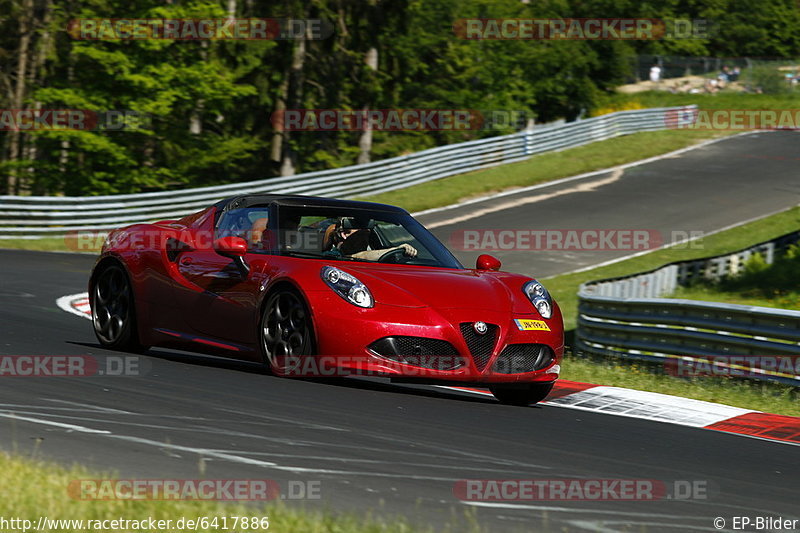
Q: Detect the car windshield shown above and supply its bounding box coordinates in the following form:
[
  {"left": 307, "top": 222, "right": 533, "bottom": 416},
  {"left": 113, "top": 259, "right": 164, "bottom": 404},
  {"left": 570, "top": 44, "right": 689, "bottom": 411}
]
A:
[{"left": 275, "top": 205, "right": 463, "bottom": 269}]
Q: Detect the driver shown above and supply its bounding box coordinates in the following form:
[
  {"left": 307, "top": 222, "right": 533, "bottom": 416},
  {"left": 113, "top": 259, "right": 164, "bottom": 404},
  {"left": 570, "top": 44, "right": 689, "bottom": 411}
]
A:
[{"left": 324, "top": 217, "right": 418, "bottom": 261}]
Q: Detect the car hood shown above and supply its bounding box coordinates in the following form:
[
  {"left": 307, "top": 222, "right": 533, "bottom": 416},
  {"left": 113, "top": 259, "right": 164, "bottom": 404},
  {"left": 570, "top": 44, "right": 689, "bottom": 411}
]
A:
[{"left": 344, "top": 265, "right": 524, "bottom": 310}]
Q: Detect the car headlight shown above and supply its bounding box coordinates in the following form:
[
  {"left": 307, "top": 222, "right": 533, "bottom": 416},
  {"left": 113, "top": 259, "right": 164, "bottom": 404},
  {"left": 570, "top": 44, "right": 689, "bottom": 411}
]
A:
[
  {"left": 321, "top": 266, "right": 374, "bottom": 308},
  {"left": 523, "top": 280, "right": 552, "bottom": 319}
]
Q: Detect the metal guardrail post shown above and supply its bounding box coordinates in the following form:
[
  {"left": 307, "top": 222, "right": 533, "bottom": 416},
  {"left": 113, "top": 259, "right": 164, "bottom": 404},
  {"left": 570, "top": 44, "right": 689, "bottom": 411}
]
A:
[{"left": 576, "top": 230, "right": 800, "bottom": 384}]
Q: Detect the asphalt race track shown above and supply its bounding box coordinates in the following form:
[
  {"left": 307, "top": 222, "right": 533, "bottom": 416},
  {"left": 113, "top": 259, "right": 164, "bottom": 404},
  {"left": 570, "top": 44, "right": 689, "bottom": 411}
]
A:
[
  {"left": 1, "top": 131, "right": 799, "bottom": 532},
  {"left": 421, "top": 131, "right": 800, "bottom": 277}
]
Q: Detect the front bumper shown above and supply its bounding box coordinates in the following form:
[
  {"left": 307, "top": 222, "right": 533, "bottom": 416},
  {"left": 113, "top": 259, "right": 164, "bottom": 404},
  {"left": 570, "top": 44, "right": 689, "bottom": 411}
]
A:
[{"left": 306, "top": 292, "right": 563, "bottom": 383}]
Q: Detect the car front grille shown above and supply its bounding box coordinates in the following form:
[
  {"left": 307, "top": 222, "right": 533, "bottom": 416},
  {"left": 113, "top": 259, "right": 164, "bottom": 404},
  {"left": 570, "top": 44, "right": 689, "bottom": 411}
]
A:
[
  {"left": 492, "top": 344, "right": 555, "bottom": 374},
  {"left": 459, "top": 323, "right": 499, "bottom": 371},
  {"left": 368, "top": 337, "right": 464, "bottom": 371}
]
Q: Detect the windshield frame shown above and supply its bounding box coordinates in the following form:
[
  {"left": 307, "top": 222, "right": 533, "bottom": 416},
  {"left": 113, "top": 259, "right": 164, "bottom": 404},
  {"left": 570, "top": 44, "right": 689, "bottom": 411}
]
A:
[{"left": 270, "top": 204, "right": 464, "bottom": 269}]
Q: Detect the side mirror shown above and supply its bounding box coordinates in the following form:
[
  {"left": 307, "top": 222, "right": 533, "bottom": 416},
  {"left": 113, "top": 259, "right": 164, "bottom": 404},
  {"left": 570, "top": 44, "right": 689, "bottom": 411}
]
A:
[
  {"left": 214, "top": 236, "right": 249, "bottom": 276},
  {"left": 214, "top": 236, "right": 247, "bottom": 257},
  {"left": 476, "top": 254, "right": 501, "bottom": 271}
]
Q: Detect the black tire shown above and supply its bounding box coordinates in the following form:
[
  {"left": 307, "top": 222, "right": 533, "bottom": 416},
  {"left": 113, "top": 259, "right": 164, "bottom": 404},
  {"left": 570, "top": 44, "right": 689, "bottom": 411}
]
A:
[
  {"left": 91, "top": 263, "right": 145, "bottom": 352},
  {"left": 260, "top": 287, "right": 315, "bottom": 376},
  {"left": 489, "top": 381, "right": 555, "bottom": 406}
]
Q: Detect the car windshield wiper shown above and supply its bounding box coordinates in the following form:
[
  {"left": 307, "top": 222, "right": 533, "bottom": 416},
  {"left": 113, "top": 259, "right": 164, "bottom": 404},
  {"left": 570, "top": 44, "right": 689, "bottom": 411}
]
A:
[
  {"left": 280, "top": 250, "right": 362, "bottom": 262},
  {"left": 280, "top": 250, "right": 328, "bottom": 259}
]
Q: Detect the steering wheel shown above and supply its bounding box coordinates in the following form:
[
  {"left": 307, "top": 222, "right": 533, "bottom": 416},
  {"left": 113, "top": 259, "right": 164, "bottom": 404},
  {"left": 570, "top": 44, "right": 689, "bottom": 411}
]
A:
[{"left": 378, "top": 247, "right": 410, "bottom": 263}]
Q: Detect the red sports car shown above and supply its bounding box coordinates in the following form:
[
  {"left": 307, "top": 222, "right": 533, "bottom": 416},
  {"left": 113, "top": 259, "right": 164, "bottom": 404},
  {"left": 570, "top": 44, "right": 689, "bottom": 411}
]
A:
[{"left": 89, "top": 194, "right": 563, "bottom": 405}]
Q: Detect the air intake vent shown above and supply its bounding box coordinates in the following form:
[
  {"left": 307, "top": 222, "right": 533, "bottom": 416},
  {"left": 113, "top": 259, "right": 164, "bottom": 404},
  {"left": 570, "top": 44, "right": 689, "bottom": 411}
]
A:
[
  {"left": 493, "top": 344, "right": 554, "bottom": 374},
  {"left": 368, "top": 337, "right": 464, "bottom": 371},
  {"left": 459, "top": 323, "right": 499, "bottom": 371}
]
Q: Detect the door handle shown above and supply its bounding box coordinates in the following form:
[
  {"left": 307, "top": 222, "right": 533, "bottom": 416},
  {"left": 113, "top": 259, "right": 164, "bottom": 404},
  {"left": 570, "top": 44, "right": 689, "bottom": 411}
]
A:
[{"left": 180, "top": 257, "right": 193, "bottom": 266}]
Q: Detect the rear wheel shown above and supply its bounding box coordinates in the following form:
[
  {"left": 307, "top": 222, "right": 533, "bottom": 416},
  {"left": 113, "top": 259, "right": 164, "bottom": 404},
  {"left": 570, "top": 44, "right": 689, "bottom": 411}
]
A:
[
  {"left": 91, "top": 264, "right": 145, "bottom": 352},
  {"left": 260, "top": 288, "right": 315, "bottom": 376},
  {"left": 490, "top": 382, "right": 555, "bottom": 406}
]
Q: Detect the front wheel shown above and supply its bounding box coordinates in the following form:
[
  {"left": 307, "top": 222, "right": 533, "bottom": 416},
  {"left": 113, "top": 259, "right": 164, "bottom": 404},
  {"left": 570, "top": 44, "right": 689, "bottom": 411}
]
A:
[
  {"left": 91, "top": 264, "right": 145, "bottom": 352},
  {"left": 260, "top": 288, "right": 315, "bottom": 376},
  {"left": 489, "top": 382, "right": 555, "bottom": 406}
]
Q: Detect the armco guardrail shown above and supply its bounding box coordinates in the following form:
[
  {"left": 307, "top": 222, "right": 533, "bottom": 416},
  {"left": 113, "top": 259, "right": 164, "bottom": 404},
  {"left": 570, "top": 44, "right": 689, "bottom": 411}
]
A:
[
  {"left": 576, "top": 230, "right": 800, "bottom": 385},
  {"left": 0, "top": 106, "right": 691, "bottom": 237}
]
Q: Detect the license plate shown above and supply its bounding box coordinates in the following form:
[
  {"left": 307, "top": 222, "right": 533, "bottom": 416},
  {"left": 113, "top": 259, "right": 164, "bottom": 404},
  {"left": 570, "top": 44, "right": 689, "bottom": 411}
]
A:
[{"left": 514, "top": 319, "right": 550, "bottom": 331}]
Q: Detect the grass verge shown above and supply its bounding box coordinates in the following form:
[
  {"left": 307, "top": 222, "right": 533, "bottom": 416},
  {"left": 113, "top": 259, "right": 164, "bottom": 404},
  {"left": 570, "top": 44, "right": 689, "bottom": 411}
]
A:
[
  {"left": 670, "top": 285, "right": 800, "bottom": 310},
  {"left": 596, "top": 91, "right": 800, "bottom": 113},
  {"left": 546, "top": 205, "right": 800, "bottom": 416},
  {"left": 0, "top": 450, "right": 457, "bottom": 533},
  {"left": 0, "top": 237, "right": 79, "bottom": 253}
]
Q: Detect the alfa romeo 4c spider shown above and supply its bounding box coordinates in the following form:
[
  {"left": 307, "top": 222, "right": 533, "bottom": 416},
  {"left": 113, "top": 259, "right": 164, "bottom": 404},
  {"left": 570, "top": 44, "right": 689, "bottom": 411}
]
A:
[{"left": 89, "top": 194, "right": 564, "bottom": 405}]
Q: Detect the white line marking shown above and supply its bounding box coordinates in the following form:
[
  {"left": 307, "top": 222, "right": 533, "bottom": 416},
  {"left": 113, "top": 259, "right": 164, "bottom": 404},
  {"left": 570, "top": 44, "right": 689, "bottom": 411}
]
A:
[
  {"left": 0, "top": 403, "right": 205, "bottom": 421},
  {"left": 545, "top": 202, "right": 800, "bottom": 278},
  {"left": 434, "top": 384, "right": 800, "bottom": 446},
  {"left": 436, "top": 385, "right": 494, "bottom": 396},
  {"left": 462, "top": 501, "right": 691, "bottom": 518},
  {"left": 0, "top": 410, "right": 461, "bottom": 480},
  {"left": 43, "top": 398, "right": 132, "bottom": 414},
  {"left": 545, "top": 386, "right": 754, "bottom": 427},
  {"left": 3, "top": 406, "right": 530, "bottom": 479},
  {"left": 0, "top": 412, "right": 111, "bottom": 434},
  {"left": 196, "top": 451, "right": 534, "bottom": 473},
  {"left": 104, "top": 434, "right": 465, "bottom": 481},
  {"left": 56, "top": 292, "right": 91, "bottom": 320},
  {"left": 425, "top": 168, "right": 624, "bottom": 229},
  {"left": 413, "top": 132, "right": 754, "bottom": 221}
]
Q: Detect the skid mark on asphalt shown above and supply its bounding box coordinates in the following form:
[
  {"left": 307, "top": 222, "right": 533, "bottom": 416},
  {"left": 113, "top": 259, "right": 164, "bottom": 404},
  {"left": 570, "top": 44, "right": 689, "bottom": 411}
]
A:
[
  {"left": 198, "top": 451, "right": 529, "bottom": 474},
  {"left": 3, "top": 409, "right": 452, "bottom": 480},
  {"left": 0, "top": 401, "right": 553, "bottom": 483},
  {"left": 215, "top": 406, "right": 348, "bottom": 432},
  {"left": 465, "top": 502, "right": 695, "bottom": 519},
  {"left": 0, "top": 402, "right": 206, "bottom": 420},
  {"left": 472, "top": 500, "right": 797, "bottom": 533},
  {"left": 425, "top": 168, "right": 624, "bottom": 229}
]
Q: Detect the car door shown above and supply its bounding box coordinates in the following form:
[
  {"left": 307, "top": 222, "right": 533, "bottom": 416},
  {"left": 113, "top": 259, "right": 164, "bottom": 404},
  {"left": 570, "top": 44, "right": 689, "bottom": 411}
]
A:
[
  {"left": 173, "top": 248, "right": 259, "bottom": 345},
  {"left": 169, "top": 206, "right": 270, "bottom": 347}
]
